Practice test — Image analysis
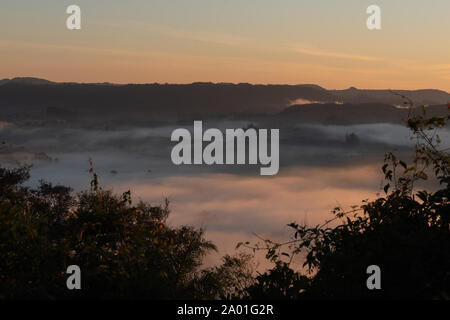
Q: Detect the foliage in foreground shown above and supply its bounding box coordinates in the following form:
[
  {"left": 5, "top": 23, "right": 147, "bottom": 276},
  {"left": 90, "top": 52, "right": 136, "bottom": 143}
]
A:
[
  {"left": 240, "top": 105, "right": 450, "bottom": 299},
  {"left": 0, "top": 165, "right": 253, "bottom": 299},
  {"left": 1, "top": 105, "right": 449, "bottom": 299}
]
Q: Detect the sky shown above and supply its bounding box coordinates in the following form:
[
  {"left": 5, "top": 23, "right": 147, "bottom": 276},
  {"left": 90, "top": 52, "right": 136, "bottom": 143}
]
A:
[{"left": 1, "top": 0, "right": 450, "bottom": 91}]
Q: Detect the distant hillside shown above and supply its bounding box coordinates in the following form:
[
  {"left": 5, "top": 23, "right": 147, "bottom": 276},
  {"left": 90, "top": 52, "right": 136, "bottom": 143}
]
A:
[
  {"left": 0, "top": 77, "right": 448, "bottom": 125},
  {"left": 0, "top": 77, "right": 56, "bottom": 86},
  {"left": 332, "top": 87, "right": 450, "bottom": 106},
  {"left": 0, "top": 79, "right": 334, "bottom": 122}
]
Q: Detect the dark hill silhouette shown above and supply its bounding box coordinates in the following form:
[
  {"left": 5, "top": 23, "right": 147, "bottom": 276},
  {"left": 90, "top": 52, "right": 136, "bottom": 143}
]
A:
[
  {"left": 0, "top": 78, "right": 449, "bottom": 125},
  {"left": 332, "top": 87, "right": 450, "bottom": 106},
  {"left": 0, "top": 79, "right": 334, "bottom": 122},
  {"left": 0, "top": 77, "right": 56, "bottom": 86}
]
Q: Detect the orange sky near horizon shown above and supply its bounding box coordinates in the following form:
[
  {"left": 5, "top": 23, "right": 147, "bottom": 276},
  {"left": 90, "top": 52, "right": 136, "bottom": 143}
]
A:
[{"left": 1, "top": 0, "right": 449, "bottom": 92}]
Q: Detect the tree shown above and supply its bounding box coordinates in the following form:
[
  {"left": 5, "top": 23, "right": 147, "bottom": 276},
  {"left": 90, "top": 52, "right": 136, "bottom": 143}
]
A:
[
  {"left": 241, "top": 104, "right": 450, "bottom": 299},
  {"left": 2, "top": 102, "right": 449, "bottom": 299},
  {"left": 190, "top": 253, "right": 256, "bottom": 299},
  {"left": 0, "top": 165, "right": 218, "bottom": 299}
]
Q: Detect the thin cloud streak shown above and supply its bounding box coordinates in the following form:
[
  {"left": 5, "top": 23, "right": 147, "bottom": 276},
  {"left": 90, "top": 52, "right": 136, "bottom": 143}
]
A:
[{"left": 292, "top": 45, "right": 382, "bottom": 62}]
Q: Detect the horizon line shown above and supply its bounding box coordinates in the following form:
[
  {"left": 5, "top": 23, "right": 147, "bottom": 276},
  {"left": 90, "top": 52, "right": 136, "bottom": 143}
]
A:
[{"left": 2, "top": 76, "right": 449, "bottom": 94}]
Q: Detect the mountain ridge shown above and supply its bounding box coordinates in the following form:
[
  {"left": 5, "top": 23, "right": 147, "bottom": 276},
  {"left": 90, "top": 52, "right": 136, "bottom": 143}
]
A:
[{"left": 0, "top": 77, "right": 448, "bottom": 124}]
